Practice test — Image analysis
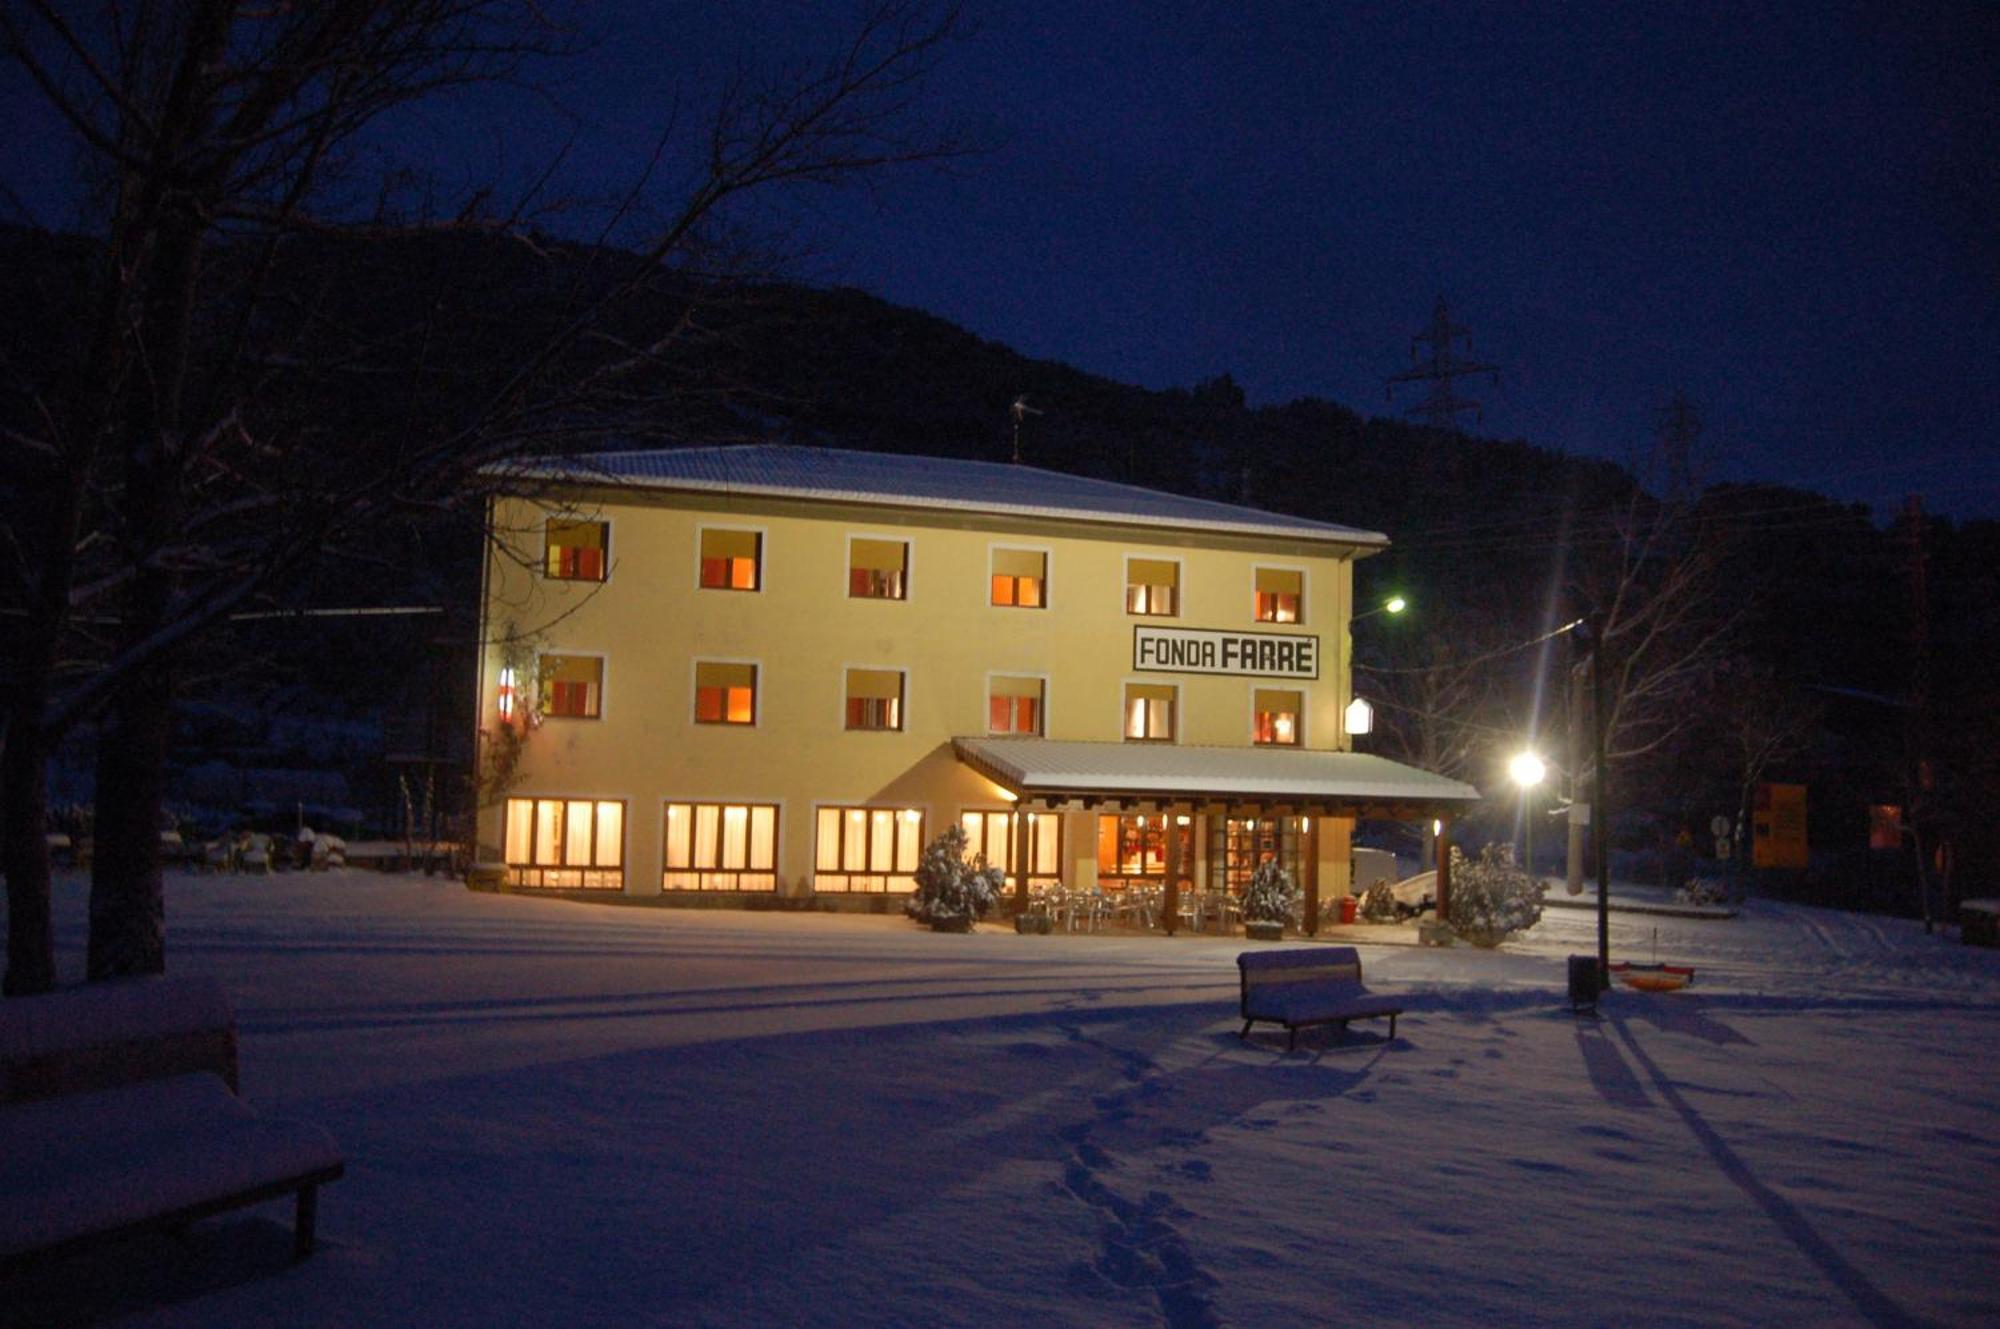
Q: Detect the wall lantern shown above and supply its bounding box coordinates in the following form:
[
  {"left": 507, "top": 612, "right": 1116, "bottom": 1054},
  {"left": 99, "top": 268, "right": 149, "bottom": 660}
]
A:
[{"left": 1344, "top": 696, "right": 1375, "bottom": 735}]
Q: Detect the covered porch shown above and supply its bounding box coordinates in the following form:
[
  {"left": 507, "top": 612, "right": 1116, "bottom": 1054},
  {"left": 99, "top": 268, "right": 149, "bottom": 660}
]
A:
[{"left": 951, "top": 737, "right": 1483, "bottom": 936}]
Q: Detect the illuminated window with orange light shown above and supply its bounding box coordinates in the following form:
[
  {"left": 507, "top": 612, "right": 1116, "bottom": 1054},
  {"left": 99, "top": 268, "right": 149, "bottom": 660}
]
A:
[
  {"left": 663, "top": 802, "right": 777, "bottom": 891},
  {"left": 1253, "top": 689, "right": 1302, "bottom": 746},
  {"left": 845, "top": 668, "right": 904, "bottom": 731},
  {"left": 988, "top": 675, "right": 1044, "bottom": 735},
  {"left": 1094, "top": 813, "right": 1193, "bottom": 883},
  {"left": 1123, "top": 683, "right": 1176, "bottom": 741},
  {"left": 544, "top": 519, "right": 609, "bottom": 581},
  {"left": 698, "top": 528, "right": 761, "bottom": 591},
  {"left": 848, "top": 537, "right": 909, "bottom": 600},
  {"left": 1253, "top": 567, "right": 1303, "bottom": 623},
  {"left": 813, "top": 806, "right": 923, "bottom": 892},
  {"left": 1125, "top": 558, "right": 1178, "bottom": 616},
  {"left": 538, "top": 654, "right": 603, "bottom": 719},
  {"left": 990, "top": 547, "right": 1047, "bottom": 607},
  {"left": 502, "top": 797, "right": 624, "bottom": 889},
  {"left": 694, "top": 661, "right": 757, "bottom": 726},
  {"left": 961, "top": 809, "right": 1062, "bottom": 882}
]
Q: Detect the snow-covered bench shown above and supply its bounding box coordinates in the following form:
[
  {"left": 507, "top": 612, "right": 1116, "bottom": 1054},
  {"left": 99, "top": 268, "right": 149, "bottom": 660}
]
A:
[
  {"left": 1237, "top": 946, "right": 1404, "bottom": 1050},
  {"left": 0, "top": 975, "right": 344, "bottom": 1275}
]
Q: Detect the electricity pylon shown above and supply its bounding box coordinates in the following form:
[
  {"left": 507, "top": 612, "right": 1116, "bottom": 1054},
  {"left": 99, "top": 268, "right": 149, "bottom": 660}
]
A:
[{"left": 1385, "top": 296, "right": 1500, "bottom": 432}]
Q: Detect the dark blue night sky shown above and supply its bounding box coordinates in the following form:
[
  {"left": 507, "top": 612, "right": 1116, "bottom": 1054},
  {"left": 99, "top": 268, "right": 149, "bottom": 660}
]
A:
[{"left": 7, "top": 1, "right": 1994, "bottom": 516}]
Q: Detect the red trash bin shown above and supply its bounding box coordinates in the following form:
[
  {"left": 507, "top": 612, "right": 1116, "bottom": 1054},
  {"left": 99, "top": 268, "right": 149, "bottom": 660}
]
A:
[{"left": 1339, "top": 895, "right": 1358, "bottom": 925}]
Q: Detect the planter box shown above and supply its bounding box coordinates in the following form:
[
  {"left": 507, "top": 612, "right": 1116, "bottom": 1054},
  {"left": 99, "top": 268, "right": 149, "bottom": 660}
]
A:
[
  {"left": 1244, "top": 920, "right": 1284, "bottom": 942},
  {"left": 931, "top": 915, "right": 974, "bottom": 933},
  {"left": 1014, "top": 914, "right": 1052, "bottom": 935}
]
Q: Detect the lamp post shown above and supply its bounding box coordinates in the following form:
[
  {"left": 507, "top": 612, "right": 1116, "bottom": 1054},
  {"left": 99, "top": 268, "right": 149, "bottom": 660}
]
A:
[
  {"left": 1508, "top": 750, "right": 1546, "bottom": 882},
  {"left": 1353, "top": 594, "right": 1408, "bottom": 624}
]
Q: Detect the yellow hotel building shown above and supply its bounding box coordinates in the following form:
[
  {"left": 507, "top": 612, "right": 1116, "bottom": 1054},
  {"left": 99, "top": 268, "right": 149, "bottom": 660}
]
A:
[{"left": 474, "top": 445, "right": 1479, "bottom": 929}]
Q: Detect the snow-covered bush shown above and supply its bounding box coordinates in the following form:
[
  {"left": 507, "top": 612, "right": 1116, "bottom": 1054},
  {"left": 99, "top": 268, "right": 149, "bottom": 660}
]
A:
[
  {"left": 1360, "top": 879, "right": 1400, "bottom": 923},
  {"left": 905, "top": 826, "right": 1003, "bottom": 930},
  {"left": 1445, "top": 844, "right": 1545, "bottom": 947},
  {"left": 1240, "top": 859, "right": 1298, "bottom": 925},
  {"left": 1676, "top": 876, "right": 1730, "bottom": 907}
]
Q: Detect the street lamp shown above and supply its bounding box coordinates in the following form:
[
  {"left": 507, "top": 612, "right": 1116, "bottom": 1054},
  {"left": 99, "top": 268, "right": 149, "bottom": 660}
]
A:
[
  {"left": 1508, "top": 750, "right": 1546, "bottom": 880},
  {"left": 1353, "top": 595, "right": 1408, "bottom": 623}
]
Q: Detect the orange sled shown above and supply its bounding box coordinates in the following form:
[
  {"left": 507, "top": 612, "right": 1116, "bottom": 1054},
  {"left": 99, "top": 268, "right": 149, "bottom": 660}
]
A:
[{"left": 1609, "top": 961, "right": 1695, "bottom": 992}]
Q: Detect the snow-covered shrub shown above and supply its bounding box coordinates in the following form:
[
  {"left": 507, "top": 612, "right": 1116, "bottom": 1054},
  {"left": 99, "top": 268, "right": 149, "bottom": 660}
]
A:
[
  {"left": 1676, "top": 876, "right": 1730, "bottom": 907},
  {"left": 1445, "top": 844, "right": 1545, "bottom": 947},
  {"left": 1360, "top": 879, "right": 1400, "bottom": 923},
  {"left": 905, "top": 826, "right": 1003, "bottom": 930},
  {"left": 1240, "top": 859, "right": 1298, "bottom": 925}
]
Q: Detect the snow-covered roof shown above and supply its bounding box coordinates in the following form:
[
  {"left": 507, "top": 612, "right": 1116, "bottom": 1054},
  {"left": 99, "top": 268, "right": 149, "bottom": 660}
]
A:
[
  {"left": 952, "top": 737, "right": 1481, "bottom": 808},
  {"left": 496, "top": 445, "right": 1388, "bottom": 548}
]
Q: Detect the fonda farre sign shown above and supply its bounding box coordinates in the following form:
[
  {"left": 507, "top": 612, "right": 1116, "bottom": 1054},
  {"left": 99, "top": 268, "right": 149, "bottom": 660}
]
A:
[{"left": 1132, "top": 625, "right": 1320, "bottom": 680}]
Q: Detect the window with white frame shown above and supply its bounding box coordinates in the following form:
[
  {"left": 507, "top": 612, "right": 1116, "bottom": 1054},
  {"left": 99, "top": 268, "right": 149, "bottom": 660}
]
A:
[
  {"left": 848, "top": 537, "right": 909, "bottom": 600},
  {"left": 845, "top": 668, "right": 905, "bottom": 731},
  {"left": 694, "top": 661, "right": 757, "bottom": 725},
  {"left": 539, "top": 654, "right": 603, "bottom": 719},
  {"left": 1253, "top": 688, "right": 1303, "bottom": 746},
  {"left": 987, "top": 675, "right": 1044, "bottom": 735},
  {"left": 544, "top": 519, "right": 609, "bottom": 581},
  {"left": 1125, "top": 557, "right": 1178, "bottom": 616},
  {"left": 814, "top": 806, "right": 923, "bottom": 892},
  {"left": 699, "top": 528, "right": 761, "bottom": 591},
  {"left": 1123, "top": 682, "right": 1176, "bottom": 741},
  {"left": 1253, "top": 567, "right": 1303, "bottom": 623},
  {"left": 662, "top": 802, "right": 778, "bottom": 891},
  {"left": 990, "top": 547, "right": 1047, "bottom": 608},
  {"left": 503, "top": 797, "right": 624, "bottom": 889}
]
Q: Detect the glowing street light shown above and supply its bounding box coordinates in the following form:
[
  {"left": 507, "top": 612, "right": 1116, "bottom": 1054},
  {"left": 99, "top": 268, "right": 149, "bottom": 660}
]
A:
[
  {"left": 1353, "top": 595, "right": 1409, "bottom": 623},
  {"left": 1509, "top": 750, "right": 1547, "bottom": 879}
]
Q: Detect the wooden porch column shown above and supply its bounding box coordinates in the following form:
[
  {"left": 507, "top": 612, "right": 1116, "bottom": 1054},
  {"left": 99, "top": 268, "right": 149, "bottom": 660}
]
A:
[
  {"left": 1302, "top": 816, "right": 1320, "bottom": 936},
  {"left": 1435, "top": 814, "right": 1453, "bottom": 923},
  {"left": 1013, "top": 804, "right": 1032, "bottom": 914},
  {"left": 1163, "top": 809, "right": 1182, "bottom": 937}
]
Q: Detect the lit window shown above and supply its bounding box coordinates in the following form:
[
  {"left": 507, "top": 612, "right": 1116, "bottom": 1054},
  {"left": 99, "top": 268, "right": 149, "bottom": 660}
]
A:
[
  {"left": 699, "top": 528, "right": 761, "bottom": 591},
  {"left": 1254, "top": 567, "right": 1303, "bottom": 623},
  {"left": 663, "top": 802, "right": 778, "bottom": 891},
  {"left": 990, "top": 548, "right": 1047, "bottom": 608},
  {"left": 845, "top": 668, "right": 905, "bottom": 731},
  {"left": 502, "top": 797, "right": 624, "bottom": 889},
  {"left": 1125, "top": 558, "right": 1179, "bottom": 616},
  {"left": 539, "top": 654, "right": 603, "bottom": 719},
  {"left": 848, "top": 537, "right": 909, "bottom": 600},
  {"left": 544, "top": 519, "right": 609, "bottom": 581},
  {"left": 988, "top": 675, "right": 1044, "bottom": 735},
  {"left": 1254, "top": 689, "right": 1303, "bottom": 746},
  {"left": 694, "top": 662, "right": 757, "bottom": 725},
  {"left": 961, "top": 809, "right": 1062, "bottom": 882},
  {"left": 1123, "top": 683, "right": 1176, "bottom": 741},
  {"left": 1095, "top": 813, "right": 1192, "bottom": 883},
  {"left": 814, "top": 806, "right": 923, "bottom": 892}
]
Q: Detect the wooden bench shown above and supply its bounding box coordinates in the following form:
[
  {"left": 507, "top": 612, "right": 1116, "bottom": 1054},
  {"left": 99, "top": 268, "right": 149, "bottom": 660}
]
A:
[
  {"left": 1237, "top": 946, "right": 1404, "bottom": 1050},
  {"left": 0, "top": 975, "right": 344, "bottom": 1277}
]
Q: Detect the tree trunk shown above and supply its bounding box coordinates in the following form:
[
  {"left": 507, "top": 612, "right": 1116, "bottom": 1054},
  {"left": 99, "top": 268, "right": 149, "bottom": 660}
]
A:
[
  {"left": 2, "top": 726, "right": 57, "bottom": 995},
  {"left": 86, "top": 660, "right": 175, "bottom": 979}
]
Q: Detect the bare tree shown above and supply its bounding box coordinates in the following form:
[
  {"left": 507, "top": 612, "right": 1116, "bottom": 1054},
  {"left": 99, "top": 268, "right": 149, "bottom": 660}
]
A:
[{"left": 2, "top": 0, "right": 964, "bottom": 991}]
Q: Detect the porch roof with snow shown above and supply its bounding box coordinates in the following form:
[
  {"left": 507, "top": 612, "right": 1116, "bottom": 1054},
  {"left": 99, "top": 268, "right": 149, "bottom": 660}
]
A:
[
  {"left": 952, "top": 738, "right": 1482, "bottom": 817},
  {"left": 494, "top": 444, "right": 1389, "bottom": 549}
]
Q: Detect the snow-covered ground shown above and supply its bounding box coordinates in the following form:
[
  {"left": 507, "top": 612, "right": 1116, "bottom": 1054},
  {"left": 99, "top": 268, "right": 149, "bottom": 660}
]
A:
[{"left": 8, "top": 872, "right": 1998, "bottom": 1328}]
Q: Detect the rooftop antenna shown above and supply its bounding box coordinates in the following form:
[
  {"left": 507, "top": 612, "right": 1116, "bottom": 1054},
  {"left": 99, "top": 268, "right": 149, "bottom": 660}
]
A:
[
  {"left": 1385, "top": 296, "right": 1501, "bottom": 432},
  {"left": 1009, "top": 395, "right": 1044, "bottom": 464}
]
